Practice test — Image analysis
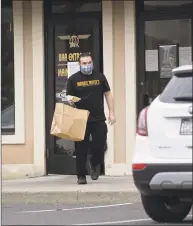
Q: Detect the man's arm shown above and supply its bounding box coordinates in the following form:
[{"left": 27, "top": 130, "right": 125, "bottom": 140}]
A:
[
  {"left": 104, "top": 91, "right": 115, "bottom": 115},
  {"left": 66, "top": 78, "right": 74, "bottom": 96},
  {"left": 104, "top": 91, "right": 116, "bottom": 125},
  {"left": 66, "top": 78, "right": 75, "bottom": 105},
  {"left": 102, "top": 74, "right": 116, "bottom": 125}
]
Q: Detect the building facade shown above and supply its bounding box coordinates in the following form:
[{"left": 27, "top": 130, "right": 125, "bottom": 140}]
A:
[{"left": 2, "top": 0, "right": 193, "bottom": 179}]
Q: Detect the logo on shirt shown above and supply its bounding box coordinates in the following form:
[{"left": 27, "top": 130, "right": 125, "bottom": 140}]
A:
[{"left": 77, "top": 80, "right": 100, "bottom": 87}]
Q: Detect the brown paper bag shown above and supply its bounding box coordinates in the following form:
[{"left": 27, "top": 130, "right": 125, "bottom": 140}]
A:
[{"left": 50, "top": 103, "right": 89, "bottom": 141}]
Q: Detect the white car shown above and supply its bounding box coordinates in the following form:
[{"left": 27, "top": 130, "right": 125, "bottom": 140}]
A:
[{"left": 132, "top": 65, "right": 192, "bottom": 223}]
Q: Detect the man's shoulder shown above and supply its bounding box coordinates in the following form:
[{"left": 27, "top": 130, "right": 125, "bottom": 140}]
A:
[
  {"left": 68, "top": 71, "right": 81, "bottom": 81},
  {"left": 98, "top": 72, "right": 108, "bottom": 81},
  {"left": 94, "top": 71, "right": 105, "bottom": 78}
]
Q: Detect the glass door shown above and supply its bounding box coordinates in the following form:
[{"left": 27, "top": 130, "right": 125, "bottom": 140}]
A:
[
  {"left": 144, "top": 18, "right": 192, "bottom": 105},
  {"left": 136, "top": 0, "right": 193, "bottom": 112},
  {"left": 46, "top": 16, "right": 101, "bottom": 175}
]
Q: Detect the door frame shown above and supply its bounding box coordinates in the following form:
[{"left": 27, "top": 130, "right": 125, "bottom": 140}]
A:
[
  {"left": 135, "top": 0, "right": 193, "bottom": 115},
  {"left": 44, "top": 2, "right": 103, "bottom": 174}
]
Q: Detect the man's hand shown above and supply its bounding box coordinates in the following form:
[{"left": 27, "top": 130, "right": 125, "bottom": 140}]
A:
[
  {"left": 104, "top": 91, "right": 116, "bottom": 125},
  {"left": 67, "top": 95, "right": 80, "bottom": 106},
  {"left": 108, "top": 112, "right": 116, "bottom": 125},
  {"left": 68, "top": 100, "right": 74, "bottom": 106}
]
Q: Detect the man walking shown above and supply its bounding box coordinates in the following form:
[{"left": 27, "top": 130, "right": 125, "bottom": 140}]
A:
[{"left": 66, "top": 53, "right": 116, "bottom": 184}]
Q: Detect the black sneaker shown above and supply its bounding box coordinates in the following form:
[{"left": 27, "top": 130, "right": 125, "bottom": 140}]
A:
[
  {"left": 77, "top": 176, "right": 87, "bottom": 185},
  {"left": 90, "top": 163, "right": 100, "bottom": 180}
]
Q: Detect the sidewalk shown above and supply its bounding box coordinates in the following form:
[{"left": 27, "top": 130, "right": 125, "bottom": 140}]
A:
[{"left": 2, "top": 175, "right": 139, "bottom": 204}]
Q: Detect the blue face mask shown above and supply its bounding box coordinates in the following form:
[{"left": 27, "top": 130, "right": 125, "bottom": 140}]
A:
[{"left": 80, "top": 63, "right": 93, "bottom": 75}]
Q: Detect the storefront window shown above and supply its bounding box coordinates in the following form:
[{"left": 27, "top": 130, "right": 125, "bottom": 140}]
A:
[
  {"left": 145, "top": 18, "right": 192, "bottom": 100},
  {"left": 1, "top": 0, "right": 15, "bottom": 135},
  {"left": 52, "top": 1, "right": 101, "bottom": 14},
  {"left": 142, "top": 1, "right": 193, "bottom": 103},
  {"left": 144, "top": 0, "right": 193, "bottom": 12}
]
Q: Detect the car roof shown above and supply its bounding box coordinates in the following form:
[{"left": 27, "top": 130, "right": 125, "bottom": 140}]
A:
[{"left": 172, "top": 65, "right": 192, "bottom": 74}]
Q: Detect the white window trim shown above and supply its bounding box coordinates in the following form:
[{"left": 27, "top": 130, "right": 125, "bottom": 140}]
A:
[
  {"left": 103, "top": 1, "right": 136, "bottom": 176},
  {"left": 102, "top": 1, "right": 115, "bottom": 175},
  {"left": 32, "top": 1, "right": 46, "bottom": 175},
  {"left": 2, "top": 1, "right": 25, "bottom": 144},
  {"left": 124, "top": 0, "right": 136, "bottom": 175}
]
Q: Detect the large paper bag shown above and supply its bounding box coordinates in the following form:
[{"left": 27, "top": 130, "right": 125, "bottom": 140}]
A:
[{"left": 50, "top": 103, "right": 89, "bottom": 141}]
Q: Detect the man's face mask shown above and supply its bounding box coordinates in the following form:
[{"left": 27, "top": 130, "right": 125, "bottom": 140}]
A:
[{"left": 80, "top": 62, "right": 93, "bottom": 75}]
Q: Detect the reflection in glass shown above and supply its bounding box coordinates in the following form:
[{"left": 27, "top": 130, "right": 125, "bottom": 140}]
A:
[
  {"left": 1, "top": 0, "right": 15, "bottom": 135},
  {"left": 145, "top": 19, "right": 191, "bottom": 50},
  {"left": 56, "top": 138, "right": 75, "bottom": 156},
  {"left": 145, "top": 19, "right": 192, "bottom": 102},
  {"left": 52, "top": 1, "right": 102, "bottom": 14},
  {"left": 144, "top": 1, "right": 193, "bottom": 12}
]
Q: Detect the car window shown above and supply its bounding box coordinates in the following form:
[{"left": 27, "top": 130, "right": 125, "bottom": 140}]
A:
[{"left": 159, "top": 72, "right": 192, "bottom": 103}]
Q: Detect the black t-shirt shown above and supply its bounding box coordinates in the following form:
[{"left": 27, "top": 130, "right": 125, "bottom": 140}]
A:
[{"left": 66, "top": 70, "right": 110, "bottom": 122}]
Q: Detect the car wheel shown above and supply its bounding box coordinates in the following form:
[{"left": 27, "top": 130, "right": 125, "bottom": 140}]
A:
[{"left": 141, "top": 194, "right": 192, "bottom": 223}]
